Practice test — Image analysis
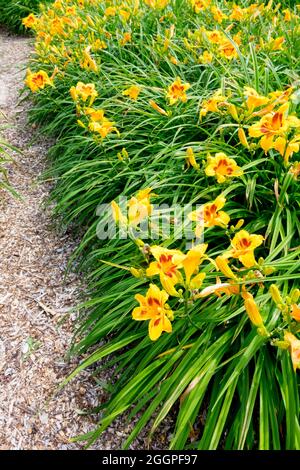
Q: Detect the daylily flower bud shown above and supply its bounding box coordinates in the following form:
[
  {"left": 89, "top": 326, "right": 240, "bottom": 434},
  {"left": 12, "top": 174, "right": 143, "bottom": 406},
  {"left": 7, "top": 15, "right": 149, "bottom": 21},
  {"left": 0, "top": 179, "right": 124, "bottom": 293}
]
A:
[
  {"left": 234, "top": 219, "right": 244, "bottom": 230},
  {"left": 284, "top": 331, "right": 300, "bottom": 371},
  {"left": 238, "top": 128, "right": 249, "bottom": 147},
  {"left": 291, "top": 289, "right": 300, "bottom": 304},
  {"left": 215, "top": 256, "right": 237, "bottom": 280},
  {"left": 130, "top": 267, "right": 143, "bottom": 278},
  {"left": 227, "top": 104, "right": 239, "bottom": 121},
  {"left": 270, "top": 284, "right": 283, "bottom": 304},
  {"left": 272, "top": 339, "right": 290, "bottom": 350},
  {"left": 242, "top": 292, "right": 264, "bottom": 327}
]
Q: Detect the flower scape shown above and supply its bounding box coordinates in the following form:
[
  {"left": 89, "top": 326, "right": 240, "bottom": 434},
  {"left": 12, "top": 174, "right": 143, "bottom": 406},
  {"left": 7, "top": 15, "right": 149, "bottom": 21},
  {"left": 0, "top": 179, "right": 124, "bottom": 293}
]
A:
[{"left": 12, "top": 0, "right": 300, "bottom": 450}]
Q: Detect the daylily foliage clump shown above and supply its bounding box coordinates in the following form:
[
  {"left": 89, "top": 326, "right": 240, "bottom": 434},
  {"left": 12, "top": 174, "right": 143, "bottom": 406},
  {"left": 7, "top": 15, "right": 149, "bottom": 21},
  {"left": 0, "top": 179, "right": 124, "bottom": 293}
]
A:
[{"left": 19, "top": 0, "right": 300, "bottom": 450}]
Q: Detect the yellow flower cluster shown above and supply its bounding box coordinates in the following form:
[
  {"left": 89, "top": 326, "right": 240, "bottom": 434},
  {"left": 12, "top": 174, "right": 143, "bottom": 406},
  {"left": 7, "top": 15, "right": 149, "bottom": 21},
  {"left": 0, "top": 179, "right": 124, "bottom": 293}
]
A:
[{"left": 200, "top": 86, "right": 300, "bottom": 164}]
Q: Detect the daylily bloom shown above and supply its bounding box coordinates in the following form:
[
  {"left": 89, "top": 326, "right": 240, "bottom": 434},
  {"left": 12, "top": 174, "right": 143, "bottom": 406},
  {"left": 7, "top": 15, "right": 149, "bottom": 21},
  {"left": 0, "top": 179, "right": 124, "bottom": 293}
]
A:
[
  {"left": 283, "top": 9, "right": 292, "bottom": 21},
  {"left": 132, "top": 284, "right": 173, "bottom": 341},
  {"left": 181, "top": 244, "right": 207, "bottom": 287},
  {"left": 191, "top": 0, "right": 211, "bottom": 13},
  {"left": 149, "top": 99, "right": 168, "bottom": 116},
  {"left": 70, "top": 82, "right": 98, "bottom": 103},
  {"left": 146, "top": 246, "right": 185, "bottom": 296},
  {"left": 199, "top": 50, "right": 213, "bottom": 64},
  {"left": 284, "top": 332, "right": 300, "bottom": 371},
  {"left": 92, "top": 39, "right": 107, "bottom": 51},
  {"left": 122, "top": 85, "right": 141, "bottom": 100},
  {"left": 248, "top": 103, "right": 300, "bottom": 153},
  {"left": 200, "top": 90, "right": 228, "bottom": 119},
  {"left": 198, "top": 281, "right": 239, "bottom": 298},
  {"left": 119, "top": 9, "right": 131, "bottom": 21},
  {"left": 273, "top": 134, "right": 300, "bottom": 164},
  {"left": 22, "top": 13, "right": 39, "bottom": 29},
  {"left": 211, "top": 6, "right": 227, "bottom": 23},
  {"left": 111, "top": 200, "right": 128, "bottom": 225},
  {"left": 206, "top": 30, "right": 224, "bottom": 45},
  {"left": 25, "top": 70, "right": 53, "bottom": 93},
  {"left": 144, "top": 0, "right": 169, "bottom": 8},
  {"left": 225, "top": 230, "right": 264, "bottom": 268},
  {"left": 105, "top": 6, "right": 117, "bottom": 16},
  {"left": 291, "top": 304, "right": 300, "bottom": 322},
  {"left": 128, "top": 188, "right": 153, "bottom": 226},
  {"left": 189, "top": 194, "right": 230, "bottom": 237},
  {"left": 166, "top": 77, "right": 190, "bottom": 105},
  {"left": 290, "top": 162, "right": 300, "bottom": 179},
  {"left": 205, "top": 153, "right": 243, "bottom": 183},
  {"left": 270, "top": 36, "right": 285, "bottom": 51},
  {"left": 244, "top": 87, "right": 269, "bottom": 112},
  {"left": 185, "top": 147, "right": 200, "bottom": 170},
  {"left": 88, "top": 112, "right": 118, "bottom": 139},
  {"left": 120, "top": 32, "right": 132, "bottom": 46},
  {"left": 229, "top": 4, "right": 245, "bottom": 21},
  {"left": 80, "top": 47, "right": 98, "bottom": 72},
  {"left": 218, "top": 40, "right": 238, "bottom": 60},
  {"left": 111, "top": 188, "right": 153, "bottom": 227}
]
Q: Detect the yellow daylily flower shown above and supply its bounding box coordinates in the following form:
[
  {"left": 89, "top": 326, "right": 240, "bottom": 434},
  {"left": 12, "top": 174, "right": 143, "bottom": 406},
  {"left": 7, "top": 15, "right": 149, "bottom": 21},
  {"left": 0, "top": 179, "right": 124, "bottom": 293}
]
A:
[
  {"left": 181, "top": 244, "right": 208, "bottom": 286},
  {"left": 189, "top": 195, "right": 230, "bottom": 237},
  {"left": 149, "top": 99, "right": 168, "bottom": 116},
  {"left": 229, "top": 4, "right": 245, "bottom": 21},
  {"left": 132, "top": 284, "right": 173, "bottom": 341},
  {"left": 218, "top": 40, "right": 238, "bottom": 60},
  {"left": 122, "top": 85, "right": 141, "bottom": 100},
  {"left": 284, "top": 331, "right": 300, "bottom": 371},
  {"left": 92, "top": 39, "right": 107, "bottom": 51},
  {"left": 225, "top": 230, "right": 264, "bottom": 268},
  {"left": 244, "top": 87, "right": 270, "bottom": 112},
  {"left": 191, "top": 0, "right": 211, "bottom": 13},
  {"left": 128, "top": 188, "right": 153, "bottom": 226},
  {"left": 120, "top": 32, "right": 132, "bottom": 46},
  {"left": 198, "top": 280, "right": 239, "bottom": 298},
  {"left": 211, "top": 6, "right": 227, "bottom": 23},
  {"left": 25, "top": 69, "right": 53, "bottom": 93},
  {"left": 248, "top": 103, "right": 300, "bottom": 153},
  {"left": 111, "top": 200, "right": 127, "bottom": 225},
  {"left": 270, "top": 36, "right": 285, "bottom": 51},
  {"left": 273, "top": 135, "right": 300, "bottom": 164},
  {"left": 22, "top": 13, "right": 39, "bottom": 29},
  {"left": 290, "top": 162, "right": 300, "bottom": 179},
  {"left": 80, "top": 47, "right": 98, "bottom": 72},
  {"left": 291, "top": 304, "right": 300, "bottom": 322},
  {"left": 70, "top": 82, "right": 98, "bottom": 103},
  {"left": 206, "top": 30, "right": 224, "bottom": 45},
  {"left": 105, "top": 6, "right": 117, "bottom": 16},
  {"left": 283, "top": 9, "right": 292, "bottom": 21},
  {"left": 205, "top": 153, "right": 243, "bottom": 183},
  {"left": 146, "top": 246, "right": 185, "bottom": 296},
  {"left": 199, "top": 50, "right": 213, "bottom": 64},
  {"left": 166, "top": 77, "right": 190, "bottom": 105},
  {"left": 88, "top": 116, "right": 118, "bottom": 139},
  {"left": 185, "top": 147, "right": 200, "bottom": 170},
  {"left": 200, "top": 90, "right": 228, "bottom": 119},
  {"left": 145, "top": 0, "right": 169, "bottom": 9}
]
